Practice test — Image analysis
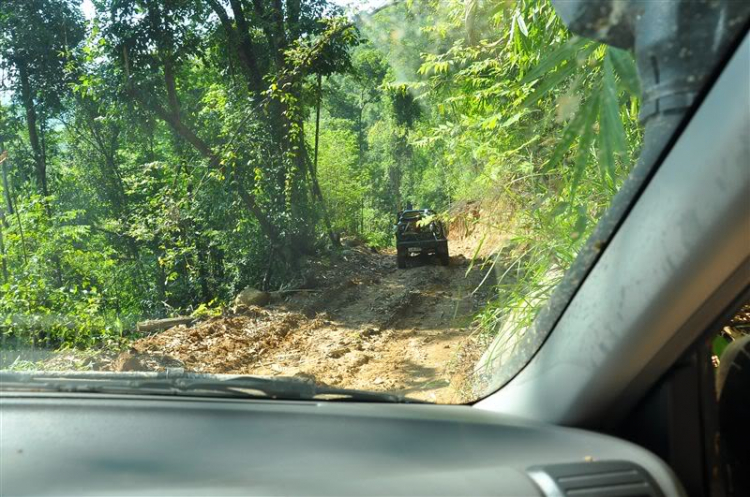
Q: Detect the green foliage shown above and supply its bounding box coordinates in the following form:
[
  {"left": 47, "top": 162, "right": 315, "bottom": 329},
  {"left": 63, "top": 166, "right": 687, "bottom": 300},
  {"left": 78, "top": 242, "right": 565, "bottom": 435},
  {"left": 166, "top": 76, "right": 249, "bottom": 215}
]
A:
[
  {"left": 0, "top": 0, "right": 644, "bottom": 365},
  {"left": 351, "top": 0, "right": 642, "bottom": 344},
  {"left": 0, "top": 0, "right": 358, "bottom": 352},
  {"left": 191, "top": 300, "right": 223, "bottom": 319},
  {"left": 311, "top": 119, "right": 362, "bottom": 232},
  {"left": 0, "top": 0, "right": 85, "bottom": 113}
]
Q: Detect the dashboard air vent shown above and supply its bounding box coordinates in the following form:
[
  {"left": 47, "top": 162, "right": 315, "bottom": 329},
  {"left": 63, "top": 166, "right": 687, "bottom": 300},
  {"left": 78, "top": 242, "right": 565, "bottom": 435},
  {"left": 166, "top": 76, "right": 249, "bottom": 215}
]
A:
[{"left": 527, "top": 460, "right": 663, "bottom": 497}]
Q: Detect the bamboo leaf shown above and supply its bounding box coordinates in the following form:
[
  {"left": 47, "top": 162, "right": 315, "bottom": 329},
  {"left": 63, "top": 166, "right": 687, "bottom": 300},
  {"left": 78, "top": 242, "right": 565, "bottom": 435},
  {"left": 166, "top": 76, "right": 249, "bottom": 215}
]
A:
[
  {"left": 522, "top": 60, "right": 578, "bottom": 108},
  {"left": 466, "top": 232, "right": 486, "bottom": 276},
  {"left": 506, "top": 16, "right": 516, "bottom": 48},
  {"left": 500, "top": 110, "right": 527, "bottom": 128},
  {"left": 516, "top": 13, "right": 528, "bottom": 37},
  {"left": 572, "top": 205, "right": 588, "bottom": 240},
  {"left": 521, "top": 37, "right": 591, "bottom": 84},
  {"left": 608, "top": 47, "right": 640, "bottom": 97},
  {"left": 542, "top": 103, "right": 587, "bottom": 173},
  {"left": 569, "top": 92, "right": 600, "bottom": 199},
  {"left": 552, "top": 201, "right": 570, "bottom": 217},
  {"left": 598, "top": 50, "right": 629, "bottom": 182}
]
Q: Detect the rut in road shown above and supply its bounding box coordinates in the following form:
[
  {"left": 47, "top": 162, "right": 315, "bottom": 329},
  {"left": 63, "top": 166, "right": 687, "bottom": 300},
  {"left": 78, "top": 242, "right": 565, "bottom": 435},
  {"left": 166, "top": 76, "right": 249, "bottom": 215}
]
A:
[{"left": 119, "top": 246, "right": 494, "bottom": 403}]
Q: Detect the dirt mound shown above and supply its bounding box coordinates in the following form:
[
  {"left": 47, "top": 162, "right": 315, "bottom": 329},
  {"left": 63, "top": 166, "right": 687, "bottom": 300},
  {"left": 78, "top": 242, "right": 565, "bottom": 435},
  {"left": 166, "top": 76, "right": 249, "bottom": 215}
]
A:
[
  {"left": 105, "top": 245, "right": 493, "bottom": 403},
  {"left": 448, "top": 197, "right": 510, "bottom": 259},
  {"left": 122, "top": 309, "right": 310, "bottom": 374}
]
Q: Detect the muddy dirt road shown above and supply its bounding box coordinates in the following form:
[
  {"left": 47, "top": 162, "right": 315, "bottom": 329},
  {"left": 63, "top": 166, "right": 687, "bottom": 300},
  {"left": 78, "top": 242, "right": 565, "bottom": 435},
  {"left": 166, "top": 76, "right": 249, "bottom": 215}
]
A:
[{"left": 118, "top": 247, "right": 492, "bottom": 403}]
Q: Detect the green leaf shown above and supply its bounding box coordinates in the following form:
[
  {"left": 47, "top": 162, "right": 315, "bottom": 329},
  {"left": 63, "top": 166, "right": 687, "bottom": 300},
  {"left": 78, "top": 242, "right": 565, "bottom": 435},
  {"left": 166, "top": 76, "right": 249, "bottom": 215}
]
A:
[
  {"left": 522, "top": 60, "right": 578, "bottom": 108},
  {"left": 500, "top": 110, "right": 526, "bottom": 128},
  {"left": 542, "top": 103, "right": 588, "bottom": 173},
  {"left": 572, "top": 205, "right": 588, "bottom": 240},
  {"left": 466, "top": 232, "right": 487, "bottom": 276},
  {"left": 521, "top": 37, "right": 591, "bottom": 84},
  {"left": 516, "top": 14, "right": 528, "bottom": 37},
  {"left": 569, "top": 92, "right": 600, "bottom": 199},
  {"left": 552, "top": 202, "right": 570, "bottom": 217},
  {"left": 598, "top": 50, "right": 629, "bottom": 182},
  {"left": 609, "top": 47, "right": 641, "bottom": 97}
]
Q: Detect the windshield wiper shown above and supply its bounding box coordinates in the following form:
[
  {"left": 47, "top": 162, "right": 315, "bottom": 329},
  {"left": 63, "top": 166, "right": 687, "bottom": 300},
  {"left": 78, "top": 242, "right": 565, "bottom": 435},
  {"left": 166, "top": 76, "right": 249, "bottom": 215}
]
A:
[{"left": 0, "top": 370, "right": 428, "bottom": 404}]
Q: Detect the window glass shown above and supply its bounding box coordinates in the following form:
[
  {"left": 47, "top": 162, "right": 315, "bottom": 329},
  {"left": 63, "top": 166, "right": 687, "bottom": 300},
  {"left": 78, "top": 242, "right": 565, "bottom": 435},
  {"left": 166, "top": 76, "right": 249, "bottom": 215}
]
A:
[{"left": 0, "top": 0, "right": 747, "bottom": 403}]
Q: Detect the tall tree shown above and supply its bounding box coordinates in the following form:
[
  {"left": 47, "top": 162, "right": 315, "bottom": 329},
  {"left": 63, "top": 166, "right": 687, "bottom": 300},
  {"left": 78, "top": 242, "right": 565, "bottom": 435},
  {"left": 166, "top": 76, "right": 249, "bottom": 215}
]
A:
[
  {"left": 0, "top": 0, "right": 85, "bottom": 200},
  {"left": 98, "top": 0, "right": 356, "bottom": 257}
]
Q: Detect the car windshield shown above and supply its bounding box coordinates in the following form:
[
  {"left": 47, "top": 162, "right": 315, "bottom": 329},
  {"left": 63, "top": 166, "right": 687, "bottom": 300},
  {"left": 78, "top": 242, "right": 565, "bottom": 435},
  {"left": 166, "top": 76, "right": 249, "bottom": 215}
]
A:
[{"left": 0, "top": 0, "right": 747, "bottom": 403}]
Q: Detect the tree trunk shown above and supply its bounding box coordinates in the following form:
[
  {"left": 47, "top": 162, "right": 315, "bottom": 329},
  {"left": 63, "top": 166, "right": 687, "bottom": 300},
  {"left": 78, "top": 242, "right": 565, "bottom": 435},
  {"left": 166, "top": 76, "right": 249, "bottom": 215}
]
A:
[
  {"left": 79, "top": 102, "right": 129, "bottom": 217},
  {"left": 1, "top": 161, "right": 28, "bottom": 265},
  {"left": 390, "top": 163, "right": 402, "bottom": 212},
  {"left": 17, "top": 66, "right": 63, "bottom": 285},
  {"left": 1, "top": 158, "right": 13, "bottom": 214},
  {"left": 262, "top": 242, "right": 274, "bottom": 291},
  {"left": 18, "top": 62, "right": 63, "bottom": 283},
  {"left": 358, "top": 89, "right": 366, "bottom": 168},
  {"left": 137, "top": 316, "right": 195, "bottom": 333},
  {"left": 210, "top": 0, "right": 264, "bottom": 93},
  {"left": 210, "top": 1, "right": 323, "bottom": 253},
  {"left": 126, "top": 86, "right": 281, "bottom": 247},
  {"left": 0, "top": 207, "right": 8, "bottom": 282},
  {"left": 314, "top": 74, "right": 322, "bottom": 177},
  {"left": 312, "top": 74, "right": 340, "bottom": 247},
  {"left": 17, "top": 60, "right": 48, "bottom": 199}
]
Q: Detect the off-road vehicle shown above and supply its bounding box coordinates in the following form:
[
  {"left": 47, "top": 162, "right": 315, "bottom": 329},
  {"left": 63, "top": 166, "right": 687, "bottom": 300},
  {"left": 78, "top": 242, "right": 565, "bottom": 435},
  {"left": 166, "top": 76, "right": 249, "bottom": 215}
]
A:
[{"left": 395, "top": 209, "right": 449, "bottom": 268}]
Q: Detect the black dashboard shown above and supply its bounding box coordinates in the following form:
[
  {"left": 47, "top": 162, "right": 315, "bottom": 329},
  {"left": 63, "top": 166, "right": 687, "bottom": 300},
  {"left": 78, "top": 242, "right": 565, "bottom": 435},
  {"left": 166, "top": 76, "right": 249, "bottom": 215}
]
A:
[{"left": 1, "top": 393, "right": 683, "bottom": 496}]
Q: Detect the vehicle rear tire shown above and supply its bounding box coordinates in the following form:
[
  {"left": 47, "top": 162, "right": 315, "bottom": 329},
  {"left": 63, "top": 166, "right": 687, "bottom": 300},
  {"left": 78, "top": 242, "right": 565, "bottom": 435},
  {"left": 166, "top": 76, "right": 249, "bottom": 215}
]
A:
[
  {"left": 438, "top": 244, "right": 450, "bottom": 266},
  {"left": 397, "top": 249, "right": 407, "bottom": 269}
]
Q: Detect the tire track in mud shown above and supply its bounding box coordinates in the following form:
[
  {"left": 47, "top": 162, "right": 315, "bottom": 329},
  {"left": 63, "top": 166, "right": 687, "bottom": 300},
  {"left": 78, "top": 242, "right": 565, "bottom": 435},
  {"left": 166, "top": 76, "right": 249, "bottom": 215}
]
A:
[{"left": 116, "top": 248, "right": 493, "bottom": 403}]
